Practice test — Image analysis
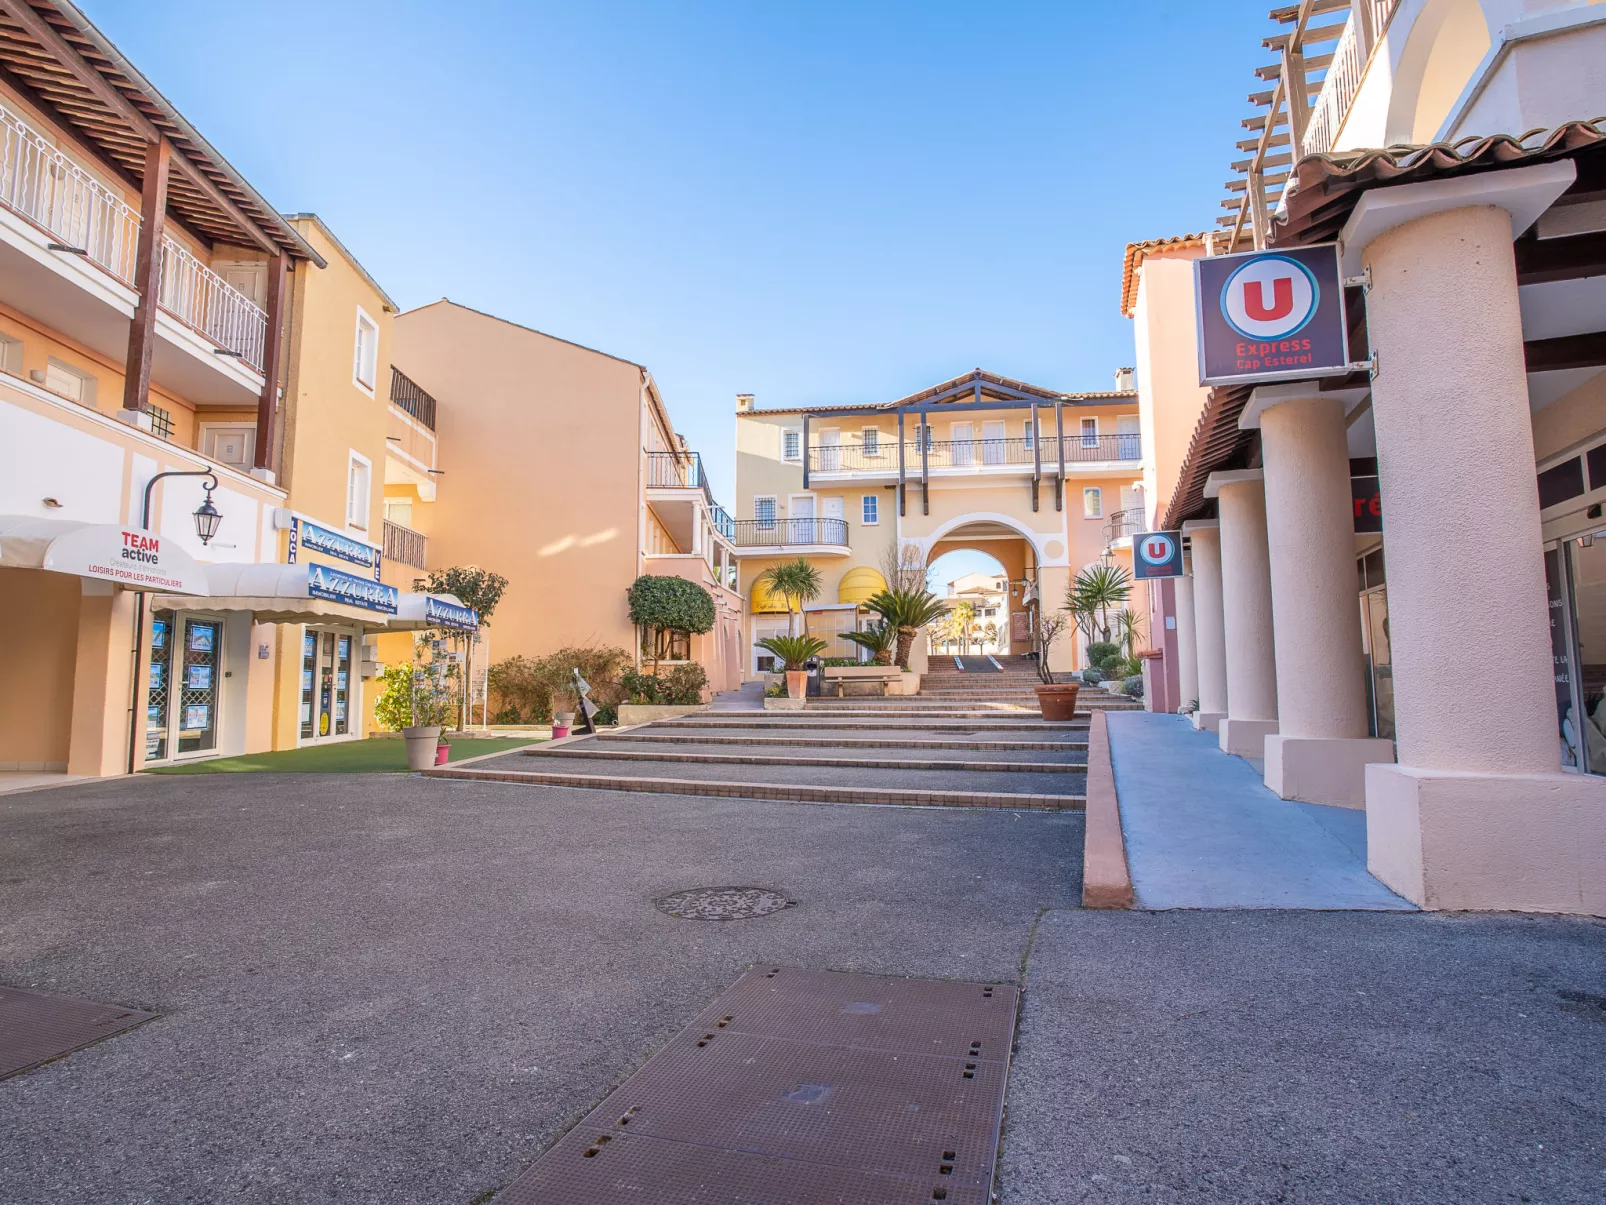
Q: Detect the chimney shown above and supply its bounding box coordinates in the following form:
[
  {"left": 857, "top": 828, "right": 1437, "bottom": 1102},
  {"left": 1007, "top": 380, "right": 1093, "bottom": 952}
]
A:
[
  {"left": 736, "top": 393, "right": 755, "bottom": 412},
  {"left": 1113, "top": 367, "right": 1136, "bottom": 392}
]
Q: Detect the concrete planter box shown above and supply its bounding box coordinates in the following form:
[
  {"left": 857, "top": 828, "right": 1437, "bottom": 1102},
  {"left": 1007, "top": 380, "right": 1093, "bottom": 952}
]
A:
[
  {"left": 763, "top": 697, "right": 807, "bottom": 710},
  {"left": 617, "top": 703, "right": 710, "bottom": 725}
]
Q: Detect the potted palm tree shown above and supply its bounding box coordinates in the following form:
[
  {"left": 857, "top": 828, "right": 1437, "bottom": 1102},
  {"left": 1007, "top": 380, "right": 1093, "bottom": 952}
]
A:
[
  {"left": 1031, "top": 609, "right": 1080, "bottom": 720},
  {"left": 756, "top": 634, "right": 828, "bottom": 699}
]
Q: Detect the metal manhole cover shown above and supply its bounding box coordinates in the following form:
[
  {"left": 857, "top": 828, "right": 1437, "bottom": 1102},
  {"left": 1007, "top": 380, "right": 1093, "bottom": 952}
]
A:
[{"left": 655, "top": 887, "right": 793, "bottom": 921}]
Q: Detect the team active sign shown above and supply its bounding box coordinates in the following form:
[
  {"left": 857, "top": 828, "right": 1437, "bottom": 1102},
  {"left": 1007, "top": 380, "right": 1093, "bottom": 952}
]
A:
[{"left": 1195, "top": 244, "right": 1350, "bottom": 386}]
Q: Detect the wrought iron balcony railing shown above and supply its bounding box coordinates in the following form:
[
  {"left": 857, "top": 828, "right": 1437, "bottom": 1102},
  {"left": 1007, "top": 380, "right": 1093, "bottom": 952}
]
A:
[
  {"left": 383, "top": 519, "right": 428, "bottom": 570},
  {"left": 808, "top": 433, "right": 1141, "bottom": 473},
  {"left": 733, "top": 517, "right": 850, "bottom": 547},
  {"left": 1103, "top": 506, "right": 1147, "bottom": 543},
  {"left": 389, "top": 367, "right": 438, "bottom": 431}
]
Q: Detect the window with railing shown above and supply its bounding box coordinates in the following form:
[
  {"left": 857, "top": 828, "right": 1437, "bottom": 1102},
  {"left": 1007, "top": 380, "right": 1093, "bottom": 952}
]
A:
[
  {"left": 732, "top": 517, "right": 849, "bottom": 547},
  {"left": 389, "top": 367, "right": 437, "bottom": 430},
  {"left": 143, "top": 401, "right": 173, "bottom": 441},
  {"left": 382, "top": 518, "right": 427, "bottom": 569}
]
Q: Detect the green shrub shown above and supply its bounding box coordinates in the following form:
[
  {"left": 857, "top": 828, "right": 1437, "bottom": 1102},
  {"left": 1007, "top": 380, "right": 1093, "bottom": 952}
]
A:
[
  {"left": 626, "top": 575, "right": 715, "bottom": 634},
  {"left": 1123, "top": 674, "right": 1144, "bottom": 697},
  {"left": 622, "top": 662, "right": 709, "bottom": 706},
  {"left": 1080, "top": 667, "right": 1103, "bottom": 686},
  {"left": 373, "top": 662, "right": 416, "bottom": 731},
  {"left": 487, "top": 646, "right": 631, "bottom": 723},
  {"left": 1087, "top": 641, "right": 1120, "bottom": 667}
]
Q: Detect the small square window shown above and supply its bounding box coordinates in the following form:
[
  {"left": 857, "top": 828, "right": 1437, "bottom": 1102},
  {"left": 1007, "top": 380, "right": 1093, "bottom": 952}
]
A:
[
  {"left": 862, "top": 427, "right": 880, "bottom": 457},
  {"left": 1083, "top": 487, "right": 1103, "bottom": 518},
  {"left": 861, "top": 494, "right": 879, "bottom": 525},
  {"left": 353, "top": 309, "right": 379, "bottom": 394},
  {"left": 44, "top": 358, "right": 94, "bottom": 405},
  {"left": 782, "top": 429, "right": 801, "bottom": 462}
]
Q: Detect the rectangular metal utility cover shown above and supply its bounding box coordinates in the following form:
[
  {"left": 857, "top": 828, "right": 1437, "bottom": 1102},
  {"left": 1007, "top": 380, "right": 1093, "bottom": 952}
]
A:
[
  {"left": 0, "top": 985, "right": 155, "bottom": 1080},
  {"left": 499, "top": 967, "right": 1019, "bottom": 1205}
]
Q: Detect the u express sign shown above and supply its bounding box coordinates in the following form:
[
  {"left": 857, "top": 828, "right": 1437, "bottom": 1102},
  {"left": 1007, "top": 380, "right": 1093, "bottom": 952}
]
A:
[
  {"left": 1195, "top": 244, "right": 1350, "bottom": 386},
  {"left": 1132, "top": 531, "right": 1185, "bottom": 580}
]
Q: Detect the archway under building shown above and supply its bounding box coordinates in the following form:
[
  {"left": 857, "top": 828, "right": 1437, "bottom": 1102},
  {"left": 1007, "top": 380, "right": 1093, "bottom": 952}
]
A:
[{"left": 921, "top": 518, "right": 1044, "bottom": 666}]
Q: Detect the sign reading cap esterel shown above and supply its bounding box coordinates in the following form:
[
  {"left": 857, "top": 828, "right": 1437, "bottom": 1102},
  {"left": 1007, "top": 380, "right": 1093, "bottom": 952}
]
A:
[
  {"left": 425, "top": 596, "right": 479, "bottom": 631},
  {"left": 1132, "top": 530, "right": 1185, "bottom": 579},
  {"left": 1195, "top": 244, "right": 1350, "bottom": 386},
  {"left": 306, "top": 563, "right": 398, "bottom": 613}
]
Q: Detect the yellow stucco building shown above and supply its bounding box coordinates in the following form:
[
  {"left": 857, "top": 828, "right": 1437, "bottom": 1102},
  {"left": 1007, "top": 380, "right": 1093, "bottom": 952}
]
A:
[{"left": 733, "top": 369, "right": 1149, "bottom": 678}]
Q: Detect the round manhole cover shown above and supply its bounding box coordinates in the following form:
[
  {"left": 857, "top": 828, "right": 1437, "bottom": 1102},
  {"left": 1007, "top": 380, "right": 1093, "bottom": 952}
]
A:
[{"left": 654, "top": 887, "right": 793, "bottom": 921}]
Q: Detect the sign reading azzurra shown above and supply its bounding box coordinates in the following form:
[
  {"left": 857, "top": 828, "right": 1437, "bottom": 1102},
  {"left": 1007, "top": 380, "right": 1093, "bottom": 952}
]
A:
[
  {"left": 1195, "top": 244, "right": 1350, "bottom": 386},
  {"left": 307, "top": 564, "right": 398, "bottom": 614},
  {"left": 426, "top": 596, "right": 480, "bottom": 631},
  {"left": 289, "top": 517, "right": 381, "bottom": 578}
]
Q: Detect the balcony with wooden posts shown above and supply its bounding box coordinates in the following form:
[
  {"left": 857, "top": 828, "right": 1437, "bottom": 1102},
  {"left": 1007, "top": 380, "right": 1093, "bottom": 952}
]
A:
[
  {"left": 730, "top": 516, "right": 852, "bottom": 555},
  {"left": 1220, "top": 0, "right": 1403, "bottom": 252},
  {"left": 0, "top": 2, "right": 325, "bottom": 479},
  {"left": 807, "top": 432, "right": 1141, "bottom": 478}
]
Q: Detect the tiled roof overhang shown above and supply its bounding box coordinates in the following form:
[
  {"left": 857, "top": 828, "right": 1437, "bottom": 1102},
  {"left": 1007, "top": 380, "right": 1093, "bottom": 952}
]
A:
[
  {"left": 1120, "top": 233, "right": 1208, "bottom": 317},
  {"left": 743, "top": 368, "right": 1138, "bottom": 416},
  {"left": 0, "top": 0, "right": 323, "bottom": 264},
  {"left": 1162, "top": 120, "right": 1606, "bottom": 530}
]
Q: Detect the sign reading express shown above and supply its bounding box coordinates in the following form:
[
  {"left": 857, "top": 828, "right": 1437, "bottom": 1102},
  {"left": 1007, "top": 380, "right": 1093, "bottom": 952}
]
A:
[
  {"left": 307, "top": 564, "right": 398, "bottom": 613},
  {"left": 1132, "top": 531, "right": 1185, "bottom": 580},
  {"left": 1195, "top": 244, "right": 1350, "bottom": 386}
]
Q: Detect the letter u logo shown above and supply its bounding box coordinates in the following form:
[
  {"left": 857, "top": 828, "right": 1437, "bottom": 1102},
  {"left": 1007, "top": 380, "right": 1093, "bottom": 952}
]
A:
[{"left": 1242, "top": 277, "right": 1293, "bottom": 322}]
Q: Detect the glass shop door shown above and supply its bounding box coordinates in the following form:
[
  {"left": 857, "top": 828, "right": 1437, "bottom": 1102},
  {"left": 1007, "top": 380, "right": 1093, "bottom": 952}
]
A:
[
  {"left": 175, "top": 617, "right": 221, "bottom": 756},
  {"left": 299, "top": 628, "right": 355, "bottom": 743}
]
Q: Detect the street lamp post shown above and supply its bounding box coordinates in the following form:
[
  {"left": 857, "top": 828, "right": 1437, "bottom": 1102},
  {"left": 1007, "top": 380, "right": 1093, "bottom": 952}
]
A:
[{"left": 127, "top": 467, "right": 225, "bottom": 775}]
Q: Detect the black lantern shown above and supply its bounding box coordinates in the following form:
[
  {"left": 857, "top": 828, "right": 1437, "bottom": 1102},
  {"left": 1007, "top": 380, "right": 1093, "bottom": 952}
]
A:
[{"left": 192, "top": 480, "right": 222, "bottom": 545}]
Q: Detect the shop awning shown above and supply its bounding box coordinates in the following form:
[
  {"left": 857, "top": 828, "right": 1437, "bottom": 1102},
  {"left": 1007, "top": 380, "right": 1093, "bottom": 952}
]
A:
[
  {"left": 148, "top": 562, "right": 477, "bottom": 630},
  {"left": 838, "top": 566, "right": 887, "bottom": 604},
  {"left": 0, "top": 516, "right": 210, "bottom": 594}
]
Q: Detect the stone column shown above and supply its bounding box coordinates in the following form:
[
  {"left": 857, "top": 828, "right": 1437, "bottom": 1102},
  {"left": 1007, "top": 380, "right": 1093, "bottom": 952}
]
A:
[
  {"left": 1182, "top": 521, "right": 1226, "bottom": 731},
  {"left": 1252, "top": 389, "right": 1395, "bottom": 806},
  {"left": 1360, "top": 199, "right": 1605, "bottom": 913},
  {"left": 1174, "top": 570, "right": 1199, "bottom": 714},
  {"left": 1208, "top": 471, "right": 1278, "bottom": 757}
]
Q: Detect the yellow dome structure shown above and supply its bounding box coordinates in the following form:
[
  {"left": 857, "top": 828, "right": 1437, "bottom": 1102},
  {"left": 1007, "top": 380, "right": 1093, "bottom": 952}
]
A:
[
  {"left": 838, "top": 566, "right": 888, "bottom": 605},
  {"left": 750, "top": 576, "right": 795, "bottom": 614}
]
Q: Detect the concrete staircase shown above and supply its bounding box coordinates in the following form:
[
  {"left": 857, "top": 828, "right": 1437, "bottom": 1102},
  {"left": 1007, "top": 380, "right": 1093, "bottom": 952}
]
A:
[
  {"left": 917, "top": 659, "right": 1143, "bottom": 712},
  {"left": 426, "top": 703, "right": 1088, "bottom": 810}
]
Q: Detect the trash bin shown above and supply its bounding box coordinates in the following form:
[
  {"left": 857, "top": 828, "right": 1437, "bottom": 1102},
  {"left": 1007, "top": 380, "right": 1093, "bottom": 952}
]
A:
[{"left": 805, "top": 657, "right": 824, "bottom": 698}]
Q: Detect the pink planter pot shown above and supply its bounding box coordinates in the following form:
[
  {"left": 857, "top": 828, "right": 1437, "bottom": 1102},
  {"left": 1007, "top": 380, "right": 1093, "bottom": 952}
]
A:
[
  {"left": 434, "top": 744, "right": 450, "bottom": 766},
  {"left": 552, "top": 725, "right": 570, "bottom": 739}
]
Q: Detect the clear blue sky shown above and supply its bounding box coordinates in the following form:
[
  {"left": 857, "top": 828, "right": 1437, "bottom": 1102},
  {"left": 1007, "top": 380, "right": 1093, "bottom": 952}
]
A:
[{"left": 92, "top": 1, "right": 1263, "bottom": 504}]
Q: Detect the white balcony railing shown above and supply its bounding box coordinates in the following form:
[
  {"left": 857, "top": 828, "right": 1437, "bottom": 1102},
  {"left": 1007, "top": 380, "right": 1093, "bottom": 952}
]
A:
[
  {"left": 158, "top": 238, "right": 266, "bottom": 372},
  {"left": 0, "top": 102, "right": 139, "bottom": 283},
  {"left": 0, "top": 101, "right": 267, "bottom": 373},
  {"left": 1304, "top": 0, "right": 1399, "bottom": 158}
]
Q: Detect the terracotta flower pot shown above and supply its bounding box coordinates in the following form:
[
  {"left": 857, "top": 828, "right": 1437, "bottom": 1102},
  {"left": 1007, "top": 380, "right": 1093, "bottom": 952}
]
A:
[
  {"left": 1033, "top": 683, "right": 1081, "bottom": 721},
  {"left": 785, "top": 670, "right": 807, "bottom": 700}
]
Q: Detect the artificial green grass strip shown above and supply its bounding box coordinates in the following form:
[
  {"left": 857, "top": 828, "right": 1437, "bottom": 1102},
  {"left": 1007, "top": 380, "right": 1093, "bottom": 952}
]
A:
[{"left": 144, "top": 736, "right": 540, "bottom": 774}]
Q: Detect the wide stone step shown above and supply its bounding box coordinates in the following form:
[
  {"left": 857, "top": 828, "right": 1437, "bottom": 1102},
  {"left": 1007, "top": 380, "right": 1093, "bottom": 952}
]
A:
[
  {"left": 497, "top": 750, "right": 1084, "bottom": 794},
  {"left": 650, "top": 716, "right": 1089, "bottom": 731},
  {"left": 525, "top": 740, "right": 1088, "bottom": 769},
  {"left": 603, "top": 732, "right": 1089, "bottom": 752},
  {"left": 425, "top": 763, "right": 1083, "bottom": 810}
]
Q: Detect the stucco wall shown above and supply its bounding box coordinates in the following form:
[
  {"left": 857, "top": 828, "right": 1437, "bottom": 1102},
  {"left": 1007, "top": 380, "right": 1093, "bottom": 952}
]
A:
[
  {"left": 0, "top": 568, "right": 80, "bottom": 766},
  {"left": 1131, "top": 250, "right": 1213, "bottom": 523},
  {"left": 393, "top": 302, "right": 647, "bottom": 666}
]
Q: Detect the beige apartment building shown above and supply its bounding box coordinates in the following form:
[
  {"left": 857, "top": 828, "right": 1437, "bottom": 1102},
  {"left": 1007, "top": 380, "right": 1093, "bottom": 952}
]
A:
[
  {"left": 734, "top": 370, "right": 1148, "bottom": 677},
  {"left": 392, "top": 301, "right": 746, "bottom": 696},
  {"left": 0, "top": 3, "right": 477, "bottom": 780},
  {"left": 1125, "top": 0, "right": 1606, "bottom": 914}
]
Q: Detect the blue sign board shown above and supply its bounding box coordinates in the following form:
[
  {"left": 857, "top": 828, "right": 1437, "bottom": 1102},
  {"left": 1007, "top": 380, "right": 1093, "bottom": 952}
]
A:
[
  {"left": 288, "top": 517, "right": 382, "bottom": 580},
  {"left": 1132, "top": 530, "right": 1185, "bottom": 580},
  {"left": 307, "top": 564, "right": 398, "bottom": 614},
  {"left": 426, "top": 596, "right": 480, "bottom": 631},
  {"left": 1195, "top": 244, "right": 1350, "bottom": 386}
]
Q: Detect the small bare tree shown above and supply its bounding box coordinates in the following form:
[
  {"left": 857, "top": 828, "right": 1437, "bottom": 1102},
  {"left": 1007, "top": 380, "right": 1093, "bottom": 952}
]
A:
[
  {"left": 1034, "top": 609, "right": 1071, "bottom": 686},
  {"left": 879, "top": 538, "right": 928, "bottom": 594}
]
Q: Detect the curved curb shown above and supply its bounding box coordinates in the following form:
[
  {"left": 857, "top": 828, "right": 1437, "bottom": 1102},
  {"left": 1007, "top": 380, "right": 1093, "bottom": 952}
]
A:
[{"left": 1081, "top": 711, "right": 1135, "bottom": 909}]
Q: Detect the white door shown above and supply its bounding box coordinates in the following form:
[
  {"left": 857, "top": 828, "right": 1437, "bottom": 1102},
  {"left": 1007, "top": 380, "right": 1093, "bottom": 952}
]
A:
[
  {"left": 818, "top": 427, "right": 841, "bottom": 471},
  {"left": 790, "top": 495, "right": 814, "bottom": 544},
  {"left": 950, "top": 422, "right": 974, "bottom": 467},
  {"left": 981, "top": 420, "right": 1006, "bottom": 465},
  {"left": 821, "top": 496, "right": 844, "bottom": 521},
  {"left": 1117, "top": 414, "right": 1140, "bottom": 459}
]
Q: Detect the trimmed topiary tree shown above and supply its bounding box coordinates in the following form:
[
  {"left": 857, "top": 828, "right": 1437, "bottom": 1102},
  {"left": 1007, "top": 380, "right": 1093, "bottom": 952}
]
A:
[{"left": 627, "top": 575, "right": 715, "bottom": 672}]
